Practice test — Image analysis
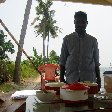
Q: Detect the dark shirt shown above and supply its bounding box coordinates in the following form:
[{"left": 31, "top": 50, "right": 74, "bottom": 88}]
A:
[{"left": 60, "top": 32, "right": 99, "bottom": 83}]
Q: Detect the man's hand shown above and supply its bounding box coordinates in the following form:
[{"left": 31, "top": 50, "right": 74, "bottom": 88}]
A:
[
  {"left": 60, "top": 77, "right": 67, "bottom": 83},
  {"left": 96, "top": 78, "right": 101, "bottom": 92},
  {"left": 95, "top": 66, "right": 101, "bottom": 92},
  {"left": 60, "top": 65, "right": 67, "bottom": 83}
]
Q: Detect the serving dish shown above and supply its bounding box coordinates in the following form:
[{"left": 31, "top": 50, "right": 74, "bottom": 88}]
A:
[
  {"left": 60, "top": 83, "right": 89, "bottom": 102},
  {"left": 45, "top": 82, "right": 65, "bottom": 95},
  {"left": 36, "top": 90, "right": 56, "bottom": 102}
]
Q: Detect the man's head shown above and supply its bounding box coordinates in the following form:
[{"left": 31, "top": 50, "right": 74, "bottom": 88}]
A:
[{"left": 74, "top": 11, "right": 88, "bottom": 35}]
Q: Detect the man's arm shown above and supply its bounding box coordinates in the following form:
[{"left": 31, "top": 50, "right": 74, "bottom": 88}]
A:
[
  {"left": 93, "top": 39, "right": 101, "bottom": 91},
  {"left": 60, "top": 65, "right": 66, "bottom": 83},
  {"left": 60, "top": 37, "right": 69, "bottom": 83},
  {"left": 95, "top": 66, "right": 101, "bottom": 91}
]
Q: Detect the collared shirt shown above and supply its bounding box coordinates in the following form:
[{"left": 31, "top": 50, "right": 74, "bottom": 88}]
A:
[{"left": 60, "top": 32, "right": 99, "bottom": 84}]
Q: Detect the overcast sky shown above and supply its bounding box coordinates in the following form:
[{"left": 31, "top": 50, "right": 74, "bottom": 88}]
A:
[{"left": 0, "top": 0, "right": 112, "bottom": 67}]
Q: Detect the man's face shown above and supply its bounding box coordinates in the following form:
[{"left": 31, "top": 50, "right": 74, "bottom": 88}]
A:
[{"left": 74, "top": 16, "right": 88, "bottom": 34}]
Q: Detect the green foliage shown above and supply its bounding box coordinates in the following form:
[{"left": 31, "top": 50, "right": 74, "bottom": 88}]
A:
[
  {"left": 0, "top": 29, "right": 15, "bottom": 84},
  {"left": 20, "top": 60, "right": 38, "bottom": 78},
  {"left": 32, "top": 0, "right": 61, "bottom": 38},
  {"left": 0, "top": 60, "right": 14, "bottom": 83},
  {"left": 31, "top": 48, "right": 59, "bottom": 65},
  {"left": 48, "top": 50, "right": 60, "bottom": 64},
  {"left": 19, "top": 47, "right": 46, "bottom": 78},
  {"left": 31, "top": 47, "right": 44, "bottom": 68},
  {"left": 0, "top": 83, "right": 14, "bottom": 92},
  {"left": 0, "top": 30, "right": 15, "bottom": 60},
  {"left": 0, "top": 59, "right": 39, "bottom": 84},
  {"left": 6, "top": 61, "right": 15, "bottom": 77},
  {"left": 32, "top": 0, "right": 61, "bottom": 63},
  {"left": 0, "top": 29, "right": 60, "bottom": 84}
]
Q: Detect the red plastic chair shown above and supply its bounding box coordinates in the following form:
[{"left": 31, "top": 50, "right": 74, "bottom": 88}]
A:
[
  {"left": 38, "top": 64, "right": 60, "bottom": 81},
  {"left": 38, "top": 64, "right": 60, "bottom": 90}
]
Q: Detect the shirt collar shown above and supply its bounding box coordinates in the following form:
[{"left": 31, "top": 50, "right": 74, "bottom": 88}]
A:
[{"left": 75, "top": 32, "right": 87, "bottom": 38}]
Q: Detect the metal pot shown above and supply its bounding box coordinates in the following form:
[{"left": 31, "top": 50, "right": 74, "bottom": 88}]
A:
[
  {"left": 103, "top": 71, "right": 112, "bottom": 93},
  {"left": 80, "top": 82, "right": 98, "bottom": 94},
  {"left": 45, "top": 82, "right": 65, "bottom": 95},
  {"left": 60, "top": 83, "right": 89, "bottom": 102}
]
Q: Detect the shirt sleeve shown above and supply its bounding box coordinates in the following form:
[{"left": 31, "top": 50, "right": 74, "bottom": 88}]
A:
[
  {"left": 93, "top": 39, "right": 100, "bottom": 66},
  {"left": 60, "top": 37, "right": 69, "bottom": 66}
]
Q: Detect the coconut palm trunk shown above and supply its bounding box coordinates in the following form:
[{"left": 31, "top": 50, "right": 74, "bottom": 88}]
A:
[
  {"left": 43, "top": 18, "right": 46, "bottom": 64},
  {"left": 13, "top": 0, "right": 32, "bottom": 84},
  {"left": 46, "top": 32, "right": 49, "bottom": 62},
  {"left": 43, "top": 35, "right": 46, "bottom": 64}
]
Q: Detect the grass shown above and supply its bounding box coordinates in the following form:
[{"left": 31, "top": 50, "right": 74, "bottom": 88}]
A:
[
  {"left": 0, "top": 82, "right": 29, "bottom": 93},
  {"left": 0, "top": 79, "right": 27, "bottom": 93},
  {"left": 0, "top": 77, "right": 38, "bottom": 93},
  {"left": 0, "top": 83, "right": 14, "bottom": 93},
  {"left": 0, "top": 59, "right": 40, "bottom": 93}
]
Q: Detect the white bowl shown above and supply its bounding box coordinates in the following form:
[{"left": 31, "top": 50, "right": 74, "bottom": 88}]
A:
[{"left": 36, "top": 90, "right": 56, "bottom": 102}]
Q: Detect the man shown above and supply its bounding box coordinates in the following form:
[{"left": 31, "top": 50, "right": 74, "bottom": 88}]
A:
[{"left": 60, "top": 11, "right": 101, "bottom": 91}]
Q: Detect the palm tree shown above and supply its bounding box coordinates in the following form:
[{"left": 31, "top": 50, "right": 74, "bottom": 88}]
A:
[
  {"left": 46, "top": 10, "right": 61, "bottom": 61},
  {"left": 31, "top": 0, "right": 61, "bottom": 63},
  {"left": 13, "top": 0, "right": 32, "bottom": 84}
]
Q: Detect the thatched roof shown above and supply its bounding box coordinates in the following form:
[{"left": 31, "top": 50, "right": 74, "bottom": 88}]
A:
[
  {"left": 53, "top": 0, "right": 112, "bottom": 6},
  {"left": 0, "top": 0, "right": 6, "bottom": 4}
]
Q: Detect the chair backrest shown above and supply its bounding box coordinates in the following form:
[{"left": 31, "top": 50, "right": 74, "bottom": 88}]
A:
[{"left": 38, "top": 64, "right": 60, "bottom": 81}]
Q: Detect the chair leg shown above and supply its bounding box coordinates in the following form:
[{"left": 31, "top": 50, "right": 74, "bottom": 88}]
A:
[{"left": 41, "top": 75, "right": 45, "bottom": 90}]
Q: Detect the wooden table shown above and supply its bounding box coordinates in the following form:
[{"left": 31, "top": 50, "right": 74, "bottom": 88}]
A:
[
  {"left": 26, "top": 96, "right": 112, "bottom": 112},
  {"left": 0, "top": 98, "right": 26, "bottom": 112}
]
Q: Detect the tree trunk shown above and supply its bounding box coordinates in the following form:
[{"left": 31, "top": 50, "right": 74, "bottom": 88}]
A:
[
  {"left": 13, "top": 0, "right": 32, "bottom": 84},
  {"left": 43, "top": 37, "right": 45, "bottom": 64},
  {"left": 43, "top": 18, "right": 46, "bottom": 64},
  {"left": 47, "top": 33, "right": 49, "bottom": 62}
]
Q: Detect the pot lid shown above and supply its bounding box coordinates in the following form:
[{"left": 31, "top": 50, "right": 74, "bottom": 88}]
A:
[
  {"left": 45, "top": 82, "right": 65, "bottom": 87},
  {"left": 80, "top": 82, "right": 98, "bottom": 86},
  {"left": 61, "top": 83, "right": 89, "bottom": 90},
  {"left": 103, "top": 71, "right": 112, "bottom": 75}
]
